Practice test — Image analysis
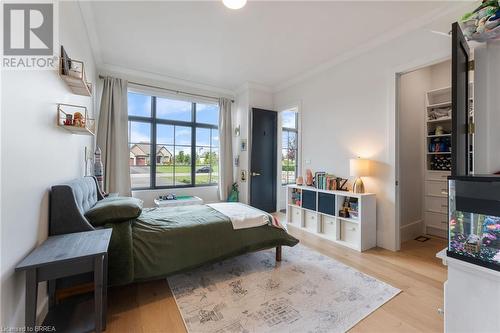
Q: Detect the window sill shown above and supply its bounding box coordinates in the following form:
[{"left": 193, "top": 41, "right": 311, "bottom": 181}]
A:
[{"left": 132, "top": 185, "right": 218, "bottom": 192}]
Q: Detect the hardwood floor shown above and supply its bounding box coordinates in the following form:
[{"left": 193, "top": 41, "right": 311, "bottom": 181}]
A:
[{"left": 106, "top": 227, "right": 447, "bottom": 333}]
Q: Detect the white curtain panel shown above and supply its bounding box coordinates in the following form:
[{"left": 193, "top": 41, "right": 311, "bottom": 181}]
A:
[
  {"left": 97, "top": 76, "right": 131, "bottom": 196},
  {"left": 218, "top": 98, "right": 234, "bottom": 201}
]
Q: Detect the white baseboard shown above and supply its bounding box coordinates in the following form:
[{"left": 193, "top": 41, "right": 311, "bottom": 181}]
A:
[{"left": 400, "top": 219, "right": 424, "bottom": 243}]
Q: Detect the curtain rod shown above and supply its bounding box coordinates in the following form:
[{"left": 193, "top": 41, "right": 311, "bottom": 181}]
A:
[{"left": 98, "top": 75, "right": 234, "bottom": 103}]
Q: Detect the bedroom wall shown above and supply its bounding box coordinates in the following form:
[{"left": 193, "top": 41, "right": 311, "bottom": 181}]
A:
[
  {"left": 0, "top": 2, "right": 97, "bottom": 327},
  {"left": 233, "top": 84, "right": 274, "bottom": 205},
  {"left": 273, "top": 27, "right": 454, "bottom": 251}
]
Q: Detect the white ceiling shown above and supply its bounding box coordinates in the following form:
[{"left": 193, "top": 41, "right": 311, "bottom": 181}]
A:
[{"left": 82, "top": 1, "right": 467, "bottom": 91}]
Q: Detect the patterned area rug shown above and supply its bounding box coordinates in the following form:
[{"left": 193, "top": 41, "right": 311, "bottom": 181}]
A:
[{"left": 167, "top": 244, "right": 400, "bottom": 333}]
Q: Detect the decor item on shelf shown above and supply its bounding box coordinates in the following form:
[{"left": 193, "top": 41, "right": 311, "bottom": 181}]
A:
[
  {"left": 60, "top": 45, "right": 71, "bottom": 75},
  {"left": 291, "top": 188, "right": 302, "bottom": 206},
  {"left": 305, "top": 169, "right": 313, "bottom": 186},
  {"left": 350, "top": 158, "right": 370, "bottom": 194},
  {"left": 314, "top": 171, "right": 326, "bottom": 189},
  {"left": 459, "top": 0, "right": 500, "bottom": 42},
  {"left": 296, "top": 176, "right": 304, "bottom": 186},
  {"left": 435, "top": 126, "right": 444, "bottom": 135},
  {"left": 63, "top": 113, "right": 73, "bottom": 126},
  {"left": 327, "top": 176, "right": 337, "bottom": 191},
  {"left": 314, "top": 172, "right": 338, "bottom": 190},
  {"left": 94, "top": 146, "right": 104, "bottom": 192},
  {"left": 234, "top": 155, "right": 239, "bottom": 167},
  {"left": 234, "top": 125, "right": 240, "bottom": 137},
  {"left": 429, "top": 137, "right": 451, "bottom": 152},
  {"left": 73, "top": 112, "right": 85, "bottom": 127},
  {"left": 335, "top": 177, "right": 348, "bottom": 191}
]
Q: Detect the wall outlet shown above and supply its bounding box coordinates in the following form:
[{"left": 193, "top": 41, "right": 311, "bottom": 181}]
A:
[{"left": 305, "top": 159, "right": 311, "bottom": 165}]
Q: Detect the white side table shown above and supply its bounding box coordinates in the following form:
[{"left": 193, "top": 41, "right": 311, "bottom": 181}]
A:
[{"left": 154, "top": 196, "right": 204, "bottom": 207}]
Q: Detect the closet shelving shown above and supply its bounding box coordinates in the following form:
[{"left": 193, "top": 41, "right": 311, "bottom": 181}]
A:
[
  {"left": 424, "top": 86, "right": 452, "bottom": 237},
  {"left": 423, "top": 82, "right": 474, "bottom": 236},
  {"left": 425, "top": 86, "right": 452, "bottom": 172}
]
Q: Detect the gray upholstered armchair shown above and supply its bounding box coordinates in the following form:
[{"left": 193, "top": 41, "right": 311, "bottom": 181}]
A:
[{"left": 49, "top": 177, "right": 104, "bottom": 235}]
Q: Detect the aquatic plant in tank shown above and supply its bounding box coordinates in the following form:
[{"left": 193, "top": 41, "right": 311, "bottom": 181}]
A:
[{"left": 448, "top": 177, "right": 500, "bottom": 270}]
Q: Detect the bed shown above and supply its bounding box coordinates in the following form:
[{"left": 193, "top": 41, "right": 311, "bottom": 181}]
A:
[{"left": 49, "top": 177, "right": 299, "bottom": 286}]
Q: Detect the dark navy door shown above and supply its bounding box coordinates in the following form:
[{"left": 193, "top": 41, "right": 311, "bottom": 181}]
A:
[{"left": 250, "top": 108, "right": 277, "bottom": 213}]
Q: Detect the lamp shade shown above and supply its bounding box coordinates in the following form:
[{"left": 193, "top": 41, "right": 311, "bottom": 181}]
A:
[{"left": 350, "top": 158, "right": 370, "bottom": 177}]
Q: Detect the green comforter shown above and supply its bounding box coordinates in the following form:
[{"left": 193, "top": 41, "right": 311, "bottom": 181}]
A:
[{"left": 105, "top": 204, "right": 298, "bottom": 286}]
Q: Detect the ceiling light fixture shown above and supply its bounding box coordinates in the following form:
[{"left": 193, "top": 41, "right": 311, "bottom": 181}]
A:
[{"left": 222, "top": 0, "right": 247, "bottom": 10}]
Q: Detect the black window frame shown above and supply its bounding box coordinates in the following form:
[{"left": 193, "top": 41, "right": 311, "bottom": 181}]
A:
[
  {"left": 128, "top": 92, "right": 219, "bottom": 190},
  {"left": 281, "top": 111, "right": 299, "bottom": 186}
]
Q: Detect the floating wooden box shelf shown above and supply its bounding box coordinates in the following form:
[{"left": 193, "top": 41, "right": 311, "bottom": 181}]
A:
[
  {"left": 59, "top": 59, "right": 92, "bottom": 97},
  {"left": 57, "top": 103, "right": 95, "bottom": 136}
]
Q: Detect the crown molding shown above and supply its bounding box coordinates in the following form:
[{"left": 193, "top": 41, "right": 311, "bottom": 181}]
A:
[
  {"left": 273, "top": 1, "right": 472, "bottom": 93},
  {"left": 99, "top": 63, "right": 236, "bottom": 98}
]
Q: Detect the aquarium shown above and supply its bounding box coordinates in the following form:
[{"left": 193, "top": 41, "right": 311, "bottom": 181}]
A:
[{"left": 448, "top": 176, "right": 500, "bottom": 271}]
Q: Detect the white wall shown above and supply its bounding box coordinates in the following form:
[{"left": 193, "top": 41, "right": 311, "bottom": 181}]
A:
[
  {"left": 0, "top": 2, "right": 97, "bottom": 327},
  {"left": 273, "top": 28, "right": 454, "bottom": 250},
  {"left": 474, "top": 40, "right": 500, "bottom": 174},
  {"left": 430, "top": 60, "right": 451, "bottom": 89}
]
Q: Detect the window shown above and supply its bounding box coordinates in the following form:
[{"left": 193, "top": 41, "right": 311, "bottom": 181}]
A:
[
  {"left": 128, "top": 91, "right": 219, "bottom": 189},
  {"left": 281, "top": 110, "right": 298, "bottom": 185}
]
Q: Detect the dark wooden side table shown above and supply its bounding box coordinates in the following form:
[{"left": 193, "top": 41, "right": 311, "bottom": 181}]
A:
[{"left": 16, "top": 229, "right": 112, "bottom": 333}]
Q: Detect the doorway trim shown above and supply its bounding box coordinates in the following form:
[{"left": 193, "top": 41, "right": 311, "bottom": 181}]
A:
[{"left": 276, "top": 102, "right": 302, "bottom": 213}]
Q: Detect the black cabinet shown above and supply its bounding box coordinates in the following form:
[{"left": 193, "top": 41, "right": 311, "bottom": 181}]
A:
[{"left": 301, "top": 190, "right": 316, "bottom": 211}]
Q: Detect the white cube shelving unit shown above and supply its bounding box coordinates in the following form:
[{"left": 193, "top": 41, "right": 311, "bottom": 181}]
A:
[{"left": 286, "top": 185, "right": 376, "bottom": 252}]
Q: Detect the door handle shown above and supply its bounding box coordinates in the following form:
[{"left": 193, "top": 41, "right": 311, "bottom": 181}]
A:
[{"left": 251, "top": 172, "right": 261, "bottom": 176}]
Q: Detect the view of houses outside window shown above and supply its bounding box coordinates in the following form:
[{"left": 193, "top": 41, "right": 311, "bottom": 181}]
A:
[
  {"left": 281, "top": 109, "right": 298, "bottom": 185},
  {"left": 128, "top": 91, "right": 219, "bottom": 189}
]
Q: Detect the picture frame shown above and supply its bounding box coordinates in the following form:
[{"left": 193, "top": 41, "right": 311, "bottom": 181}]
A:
[{"left": 240, "top": 139, "right": 247, "bottom": 152}]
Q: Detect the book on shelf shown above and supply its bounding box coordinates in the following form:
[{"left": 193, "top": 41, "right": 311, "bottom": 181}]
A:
[{"left": 314, "top": 172, "right": 337, "bottom": 191}]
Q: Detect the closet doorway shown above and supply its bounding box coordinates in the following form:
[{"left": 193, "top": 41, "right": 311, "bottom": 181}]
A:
[{"left": 396, "top": 60, "right": 454, "bottom": 243}]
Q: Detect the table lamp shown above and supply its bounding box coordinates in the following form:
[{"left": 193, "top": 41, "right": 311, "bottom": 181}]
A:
[{"left": 350, "top": 158, "right": 370, "bottom": 193}]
